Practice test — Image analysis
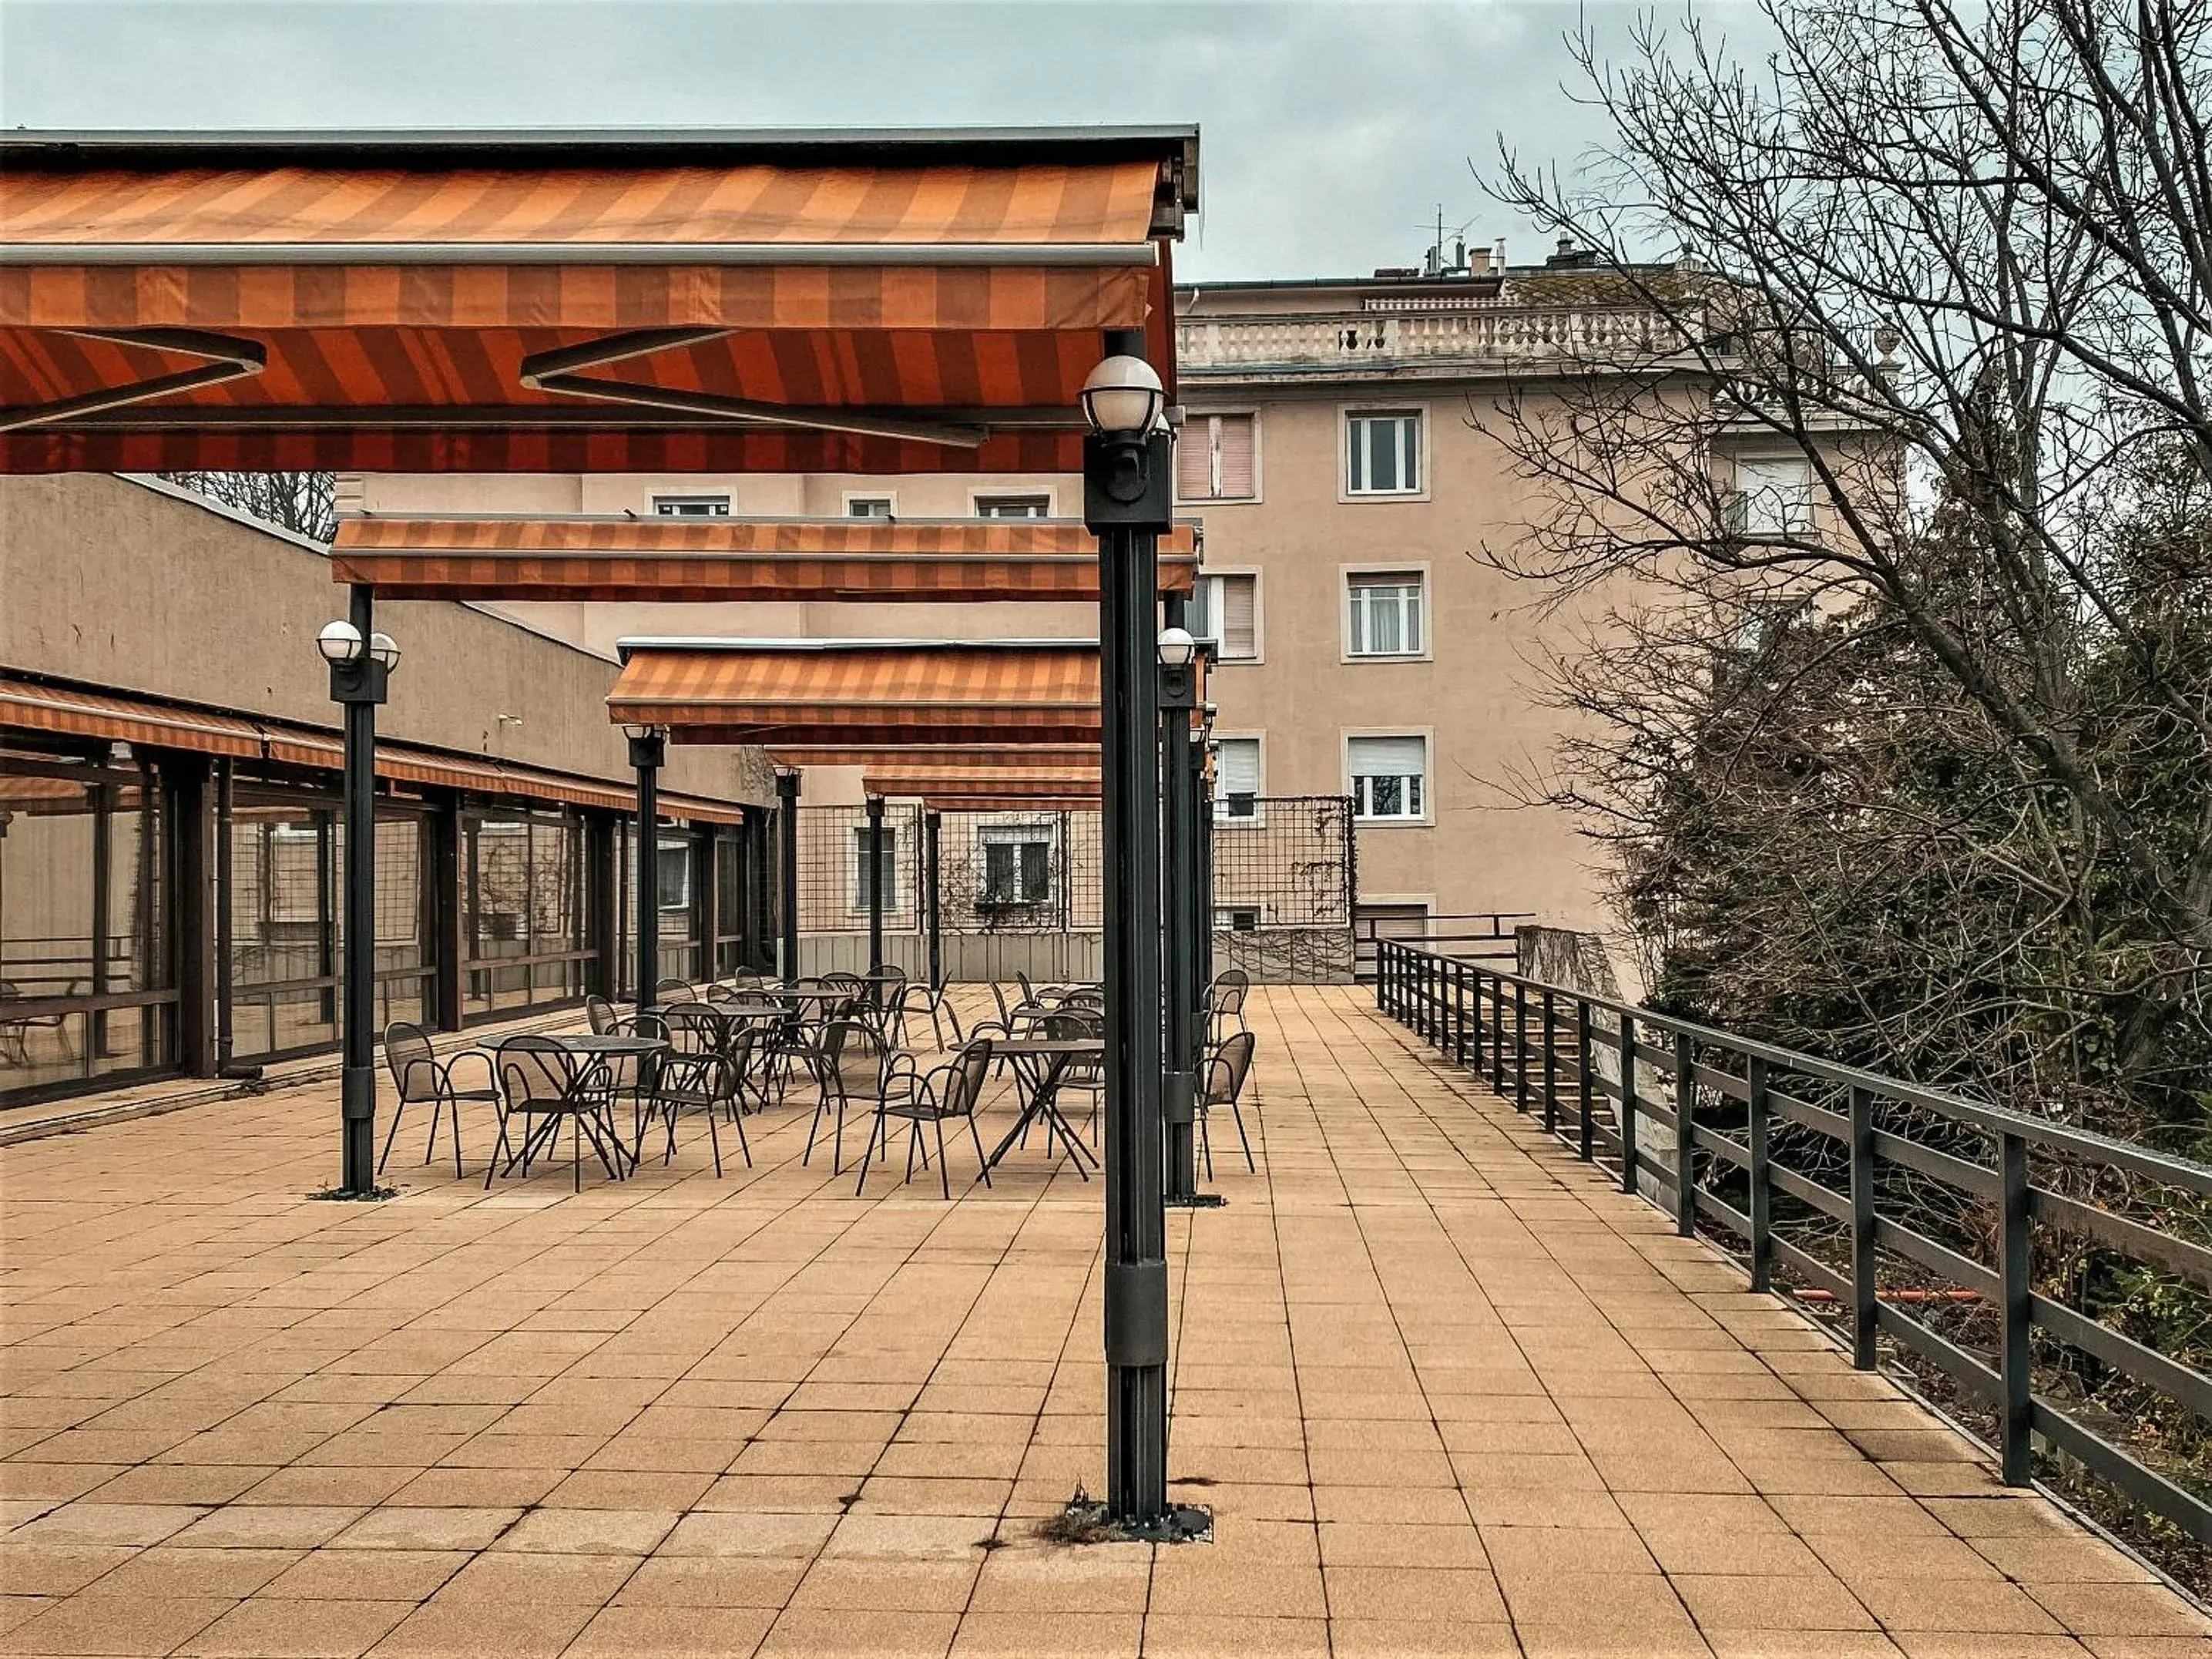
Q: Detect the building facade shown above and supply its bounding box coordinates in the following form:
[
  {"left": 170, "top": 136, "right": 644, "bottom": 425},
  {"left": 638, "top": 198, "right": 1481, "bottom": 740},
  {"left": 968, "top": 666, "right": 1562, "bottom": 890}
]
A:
[
  {"left": 342, "top": 247, "right": 1810, "bottom": 949},
  {"left": 1, "top": 474, "right": 772, "bottom": 1108}
]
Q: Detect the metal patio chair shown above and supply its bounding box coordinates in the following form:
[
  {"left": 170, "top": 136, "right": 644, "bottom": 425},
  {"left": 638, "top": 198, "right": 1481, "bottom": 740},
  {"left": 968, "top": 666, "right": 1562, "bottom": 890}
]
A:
[
  {"left": 1205, "top": 969, "right": 1251, "bottom": 1042},
  {"left": 857, "top": 1036, "right": 995, "bottom": 1199},
  {"left": 1198, "top": 1028, "right": 1257, "bottom": 1176},
  {"left": 584, "top": 994, "right": 621, "bottom": 1036},
  {"left": 654, "top": 976, "right": 695, "bottom": 1004},
  {"left": 379, "top": 1021, "right": 498, "bottom": 1178},
  {"left": 490, "top": 1033, "right": 626, "bottom": 1193},
  {"left": 904, "top": 977, "right": 965, "bottom": 1050},
  {"left": 639, "top": 1050, "right": 749, "bottom": 1177},
  {"left": 804, "top": 1016, "right": 895, "bottom": 1174}
]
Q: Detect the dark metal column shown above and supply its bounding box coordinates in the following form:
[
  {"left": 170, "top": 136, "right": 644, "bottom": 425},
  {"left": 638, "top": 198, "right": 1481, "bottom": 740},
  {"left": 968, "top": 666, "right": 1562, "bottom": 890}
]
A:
[
  {"left": 628, "top": 729, "right": 665, "bottom": 1013},
  {"left": 864, "top": 794, "right": 887, "bottom": 979},
  {"left": 924, "top": 810, "right": 944, "bottom": 992},
  {"left": 337, "top": 585, "right": 381, "bottom": 1195},
  {"left": 1160, "top": 596, "right": 1203, "bottom": 1207},
  {"left": 214, "top": 757, "right": 236, "bottom": 1073},
  {"left": 1086, "top": 407, "right": 1173, "bottom": 1529},
  {"left": 777, "top": 771, "right": 801, "bottom": 986},
  {"left": 430, "top": 796, "right": 465, "bottom": 1030}
]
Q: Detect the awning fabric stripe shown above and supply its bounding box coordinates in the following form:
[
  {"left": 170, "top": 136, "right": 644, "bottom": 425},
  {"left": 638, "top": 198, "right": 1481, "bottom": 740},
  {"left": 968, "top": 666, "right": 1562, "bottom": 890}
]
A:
[
  {"left": 0, "top": 675, "right": 747, "bottom": 823},
  {"left": 328, "top": 515, "right": 1199, "bottom": 599},
  {"left": 612, "top": 642, "right": 1098, "bottom": 745}
]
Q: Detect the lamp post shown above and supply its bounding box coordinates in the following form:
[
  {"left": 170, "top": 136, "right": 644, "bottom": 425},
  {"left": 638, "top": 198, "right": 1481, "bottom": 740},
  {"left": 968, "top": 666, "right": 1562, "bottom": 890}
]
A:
[
  {"left": 776, "top": 769, "right": 801, "bottom": 986},
  {"left": 1157, "top": 618, "right": 1207, "bottom": 1208},
  {"left": 924, "top": 810, "right": 945, "bottom": 993},
  {"left": 1083, "top": 341, "right": 1176, "bottom": 1530},
  {"left": 864, "top": 793, "right": 887, "bottom": 984},
  {"left": 318, "top": 597, "right": 399, "bottom": 1197},
  {"left": 624, "top": 725, "right": 666, "bottom": 1013},
  {"left": 1199, "top": 704, "right": 1218, "bottom": 997}
]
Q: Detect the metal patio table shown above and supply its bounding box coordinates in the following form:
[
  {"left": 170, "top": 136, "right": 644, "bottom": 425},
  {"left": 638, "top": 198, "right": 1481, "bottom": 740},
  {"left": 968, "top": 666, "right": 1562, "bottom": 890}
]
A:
[
  {"left": 982, "top": 1037, "right": 1105, "bottom": 1176},
  {"left": 482, "top": 1032, "right": 670, "bottom": 1177}
]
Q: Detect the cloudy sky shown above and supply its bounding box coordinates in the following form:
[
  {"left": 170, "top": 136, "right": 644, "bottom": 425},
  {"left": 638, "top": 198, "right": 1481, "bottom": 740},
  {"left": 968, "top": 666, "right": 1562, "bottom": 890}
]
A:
[{"left": 0, "top": 1, "right": 1769, "bottom": 282}]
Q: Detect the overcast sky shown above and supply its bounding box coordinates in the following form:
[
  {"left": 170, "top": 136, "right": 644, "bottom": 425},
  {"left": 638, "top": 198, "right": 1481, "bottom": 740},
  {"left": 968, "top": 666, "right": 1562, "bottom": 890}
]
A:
[{"left": 0, "top": 1, "right": 1770, "bottom": 282}]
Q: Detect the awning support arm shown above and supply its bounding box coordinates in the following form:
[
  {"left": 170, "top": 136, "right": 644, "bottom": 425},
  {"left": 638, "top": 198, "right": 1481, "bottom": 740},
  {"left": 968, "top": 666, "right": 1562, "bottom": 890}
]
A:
[{"left": 0, "top": 327, "right": 266, "bottom": 434}]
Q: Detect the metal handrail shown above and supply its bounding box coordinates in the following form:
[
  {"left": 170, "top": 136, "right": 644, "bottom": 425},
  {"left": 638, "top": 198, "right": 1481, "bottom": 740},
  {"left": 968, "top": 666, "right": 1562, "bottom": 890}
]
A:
[{"left": 1371, "top": 935, "right": 2212, "bottom": 1550}]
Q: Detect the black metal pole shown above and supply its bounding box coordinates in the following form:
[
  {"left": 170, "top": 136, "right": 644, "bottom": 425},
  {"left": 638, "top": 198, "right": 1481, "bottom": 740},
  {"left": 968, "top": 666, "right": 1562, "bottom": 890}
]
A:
[
  {"left": 1197, "top": 761, "right": 1215, "bottom": 997},
  {"left": 337, "top": 584, "right": 381, "bottom": 1195},
  {"left": 629, "top": 729, "right": 665, "bottom": 1013},
  {"left": 865, "top": 793, "right": 886, "bottom": 980},
  {"left": 1086, "top": 405, "right": 1172, "bottom": 1529},
  {"left": 777, "top": 771, "right": 801, "bottom": 986},
  {"left": 925, "top": 810, "right": 944, "bottom": 992},
  {"left": 1161, "top": 597, "right": 1202, "bottom": 1207}
]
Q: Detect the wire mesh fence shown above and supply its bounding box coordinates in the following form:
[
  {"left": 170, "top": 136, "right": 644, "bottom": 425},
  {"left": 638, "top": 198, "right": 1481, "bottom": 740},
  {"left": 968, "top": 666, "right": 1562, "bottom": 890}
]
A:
[{"left": 790, "top": 795, "right": 1354, "bottom": 982}]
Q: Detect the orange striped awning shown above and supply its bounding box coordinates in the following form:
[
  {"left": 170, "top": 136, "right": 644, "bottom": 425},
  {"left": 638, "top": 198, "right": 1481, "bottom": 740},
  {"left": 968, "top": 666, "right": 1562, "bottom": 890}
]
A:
[
  {"left": 330, "top": 515, "right": 1200, "bottom": 600},
  {"left": 612, "top": 639, "right": 1099, "bottom": 746},
  {"left": 0, "top": 675, "right": 265, "bottom": 757},
  {"left": 0, "top": 128, "right": 1193, "bottom": 474},
  {"left": 771, "top": 743, "right": 1098, "bottom": 771},
  {"left": 864, "top": 766, "right": 1100, "bottom": 799},
  {"left": 0, "top": 675, "right": 747, "bottom": 823}
]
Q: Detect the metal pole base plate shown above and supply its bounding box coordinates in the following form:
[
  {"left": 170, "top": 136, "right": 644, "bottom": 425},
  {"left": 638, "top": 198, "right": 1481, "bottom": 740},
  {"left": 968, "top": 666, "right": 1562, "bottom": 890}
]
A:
[
  {"left": 1165, "top": 1193, "right": 1227, "bottom": 1210},
  {"left": 1041, "top": 1492, "right": 1213, "bottom": 1546},
  {"left": 307, "top": 1185, "right": 398, "bottom": 1202}
]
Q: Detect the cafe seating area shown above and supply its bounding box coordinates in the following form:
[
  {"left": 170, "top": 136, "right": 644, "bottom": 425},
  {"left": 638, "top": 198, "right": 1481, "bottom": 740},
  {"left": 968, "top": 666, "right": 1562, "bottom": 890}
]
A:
[{"left": 375, "top": 974, "right": 1260, "bottom": 1202}]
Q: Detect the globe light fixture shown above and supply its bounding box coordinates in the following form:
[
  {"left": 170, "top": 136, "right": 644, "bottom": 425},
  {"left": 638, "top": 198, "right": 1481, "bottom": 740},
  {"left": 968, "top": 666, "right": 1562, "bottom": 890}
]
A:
[
  {"left": 368, "top": 632, "right": 401, "bottom": 671},
  {"left": 1080, "top": 354, "right": 1165, "bottom": 436},
  {"left": 1156, "top": 626, "right": 1197, "bottom": 669},
  {"left": 317, "top": 619, "right": 366, "bottom": 664}
]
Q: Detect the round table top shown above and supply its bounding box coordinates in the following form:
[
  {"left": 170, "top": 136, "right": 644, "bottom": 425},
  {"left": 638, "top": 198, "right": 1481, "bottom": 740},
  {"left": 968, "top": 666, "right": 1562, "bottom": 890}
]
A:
[{"left": 487, "top": 1032, "right": 668, "bottom": 1056}]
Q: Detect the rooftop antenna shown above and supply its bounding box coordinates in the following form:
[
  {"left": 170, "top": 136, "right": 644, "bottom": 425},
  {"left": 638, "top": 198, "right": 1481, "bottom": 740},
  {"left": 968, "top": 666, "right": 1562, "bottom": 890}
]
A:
[{"left": 1416, "top": 207, "right": 1482, "bottom": 277}]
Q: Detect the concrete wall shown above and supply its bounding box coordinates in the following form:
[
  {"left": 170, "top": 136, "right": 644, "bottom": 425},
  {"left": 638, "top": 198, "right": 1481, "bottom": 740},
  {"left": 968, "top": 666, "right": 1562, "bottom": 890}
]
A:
[{"left": 0, "top": 473, "right": 767, "bottom": 808}]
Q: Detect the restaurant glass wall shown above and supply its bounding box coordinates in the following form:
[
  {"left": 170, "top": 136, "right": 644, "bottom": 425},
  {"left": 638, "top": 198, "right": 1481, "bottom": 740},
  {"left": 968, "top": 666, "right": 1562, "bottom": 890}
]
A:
[
  {"left": 462, "top": 807, "right": 589, "bottom": 1016},
  {"left": 1, "top": 743, "right": 176, "bottom": 1105},
  {"left": 227, "top": 782, "right": 431, "bottom": 1061},
  {"left": 617, "top": 821, "right": 709, "bottom": 993}
]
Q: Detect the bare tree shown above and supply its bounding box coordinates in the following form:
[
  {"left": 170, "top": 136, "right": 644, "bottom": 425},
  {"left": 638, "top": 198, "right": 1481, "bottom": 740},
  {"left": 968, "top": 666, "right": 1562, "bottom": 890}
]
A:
[
  {"left": 159, "top": 472, "right": 337, "bottom": 542},
  {"left": 1474, "top": 0, "right": 2212, "bottom": 971}
]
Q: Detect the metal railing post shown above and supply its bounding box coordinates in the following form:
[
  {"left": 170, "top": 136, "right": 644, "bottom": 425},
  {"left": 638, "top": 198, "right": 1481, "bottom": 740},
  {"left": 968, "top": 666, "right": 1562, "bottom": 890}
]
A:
[
  {"left": 1470, "top": 969, "right": 1485, "bottom": 1071},
  {"left": 1541, "top": 989, "right": 1558, "bottom": 1134},
  {"left": 1489, "top": 973, "right": 1506, "bottom": 1093},
  {"left": 1454, "top": 962, "right": 1468, "bottom": 1066},
  {"left": 1999, "top": 1131, "right": 2032, "bottom": 1484},
  {"left": 1576, "top": 1000, "right": 1594, "bottom": 1160},
  {"left": 1513, "top": 980, "right": 1529, "bottom": 1110},
  {"left": 1618, "top": 1013, "right": 1639, "bottom": 1195},
  {"left": 1849, "top": 1085, "right": 1878, "bottom": 1369},
  {"left": 1747, "top": 1056, "right": 1771, "bottom": 1292},
  {"left": 1673, "top": 1031, "right": 1696, "bottom": 1237}
]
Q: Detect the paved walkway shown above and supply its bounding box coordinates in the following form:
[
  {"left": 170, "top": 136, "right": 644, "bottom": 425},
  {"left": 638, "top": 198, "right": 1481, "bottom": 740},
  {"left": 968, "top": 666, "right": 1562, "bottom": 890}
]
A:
[{"left": 2, "top": 987, "right": 2204, "bottom": 1657}]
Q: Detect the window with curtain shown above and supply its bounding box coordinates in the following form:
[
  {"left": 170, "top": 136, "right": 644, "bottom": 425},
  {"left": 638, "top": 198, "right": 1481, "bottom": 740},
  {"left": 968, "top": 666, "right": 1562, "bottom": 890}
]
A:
[
  {"left": 1345, "top": 410, "right": 1422, "bottom": 495},
  {"left": 1174, "top": 412, "right": 1258, "bottom": 502},
  {"left": 1191, "top": 573, "right": 1259, "bottom": 661},
  {"left": 1213, "top": 737, "right": 1262, "bottom": 820},
  {"left": 973, "top": 493, "right": 1051, "bottom": 518},
  {"left": 845, "top": 496, "right": 894, "bottom": 518},
  {"left": 652, "top": 494, "right": 731, "bottom": 516},
  {"left": 852, "top": 824, "right": 900, "bottom": 912},
  {"left": 1347, "top": 573, "right": 1425, "bottom": 657},
  {"left": 1348, "top": 735, "right": 1428, "bottom": 821}
]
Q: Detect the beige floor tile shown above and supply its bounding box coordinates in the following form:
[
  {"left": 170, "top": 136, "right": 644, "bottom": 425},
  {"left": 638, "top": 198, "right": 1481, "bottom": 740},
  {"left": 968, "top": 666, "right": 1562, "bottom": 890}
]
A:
[
  {"left": 366, "top": 1593, "right": 602, "bottom": 1657},
  {"left": 564, "top": 1604, "right": 777, "bottom": 1657},
  {"left": 178, "top": 1596, "right": 414, "bottom": 1657},
  {"left": 94, "top": 1544, "right": 302, "bottom": 1599},
  {"left": 1327, "top": 1618, "right": 1521, "bottom": 1657},
  {"left": 493, "top": 1506, "right": 677, "bottom": 1554},
  {"left": 3, "top": 1590, "right": 233, "bottom": 1657},
  {"left": 258, "top": 1548, "right": 470, "bottom": 1601},
  {"left": 756, "top": 1607, "right": 957, "bottom": 1658}
]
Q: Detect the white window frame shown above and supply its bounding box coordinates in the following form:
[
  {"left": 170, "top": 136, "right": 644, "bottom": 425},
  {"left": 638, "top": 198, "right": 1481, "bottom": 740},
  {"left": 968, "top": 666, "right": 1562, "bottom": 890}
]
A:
[
  {"left": 1339, "top": 405, "right": 1429, "bottom": 502},
  {"left": 1210, "top": 730, "right": 1266, "bottom": 828},
  {"left": 1344, "top": 730, "right": 1434, "bottom": 827},
  {"left": 841, "top": 490, "right": 898, "bottom": 519},
  {"left": 1173, "top": 408, "right": 1263, "bottom": 505},
  {"left": 968, "top": 488, "right": 1057, "bottom": 518},
  {"left": 1341, "top": 563, "right": 1432, "bottom": 662},
  {"left": 849, "top": 824, "right": 900, "bottom": 914},
  {"left": 651, "top": 493, "right": 732, "bottom": 517},
  {"left": 1728, "top": 453, "right": 1817, "bottom": 536},
  {"left": 656, "top": 835, "right": 693, "bottom": 912},
  {"left": 1190, "top": 568, "right": 1264, "bottom": 665},
  {"left": 973, "top": 821, "right": 1057, "bottom": 908}
]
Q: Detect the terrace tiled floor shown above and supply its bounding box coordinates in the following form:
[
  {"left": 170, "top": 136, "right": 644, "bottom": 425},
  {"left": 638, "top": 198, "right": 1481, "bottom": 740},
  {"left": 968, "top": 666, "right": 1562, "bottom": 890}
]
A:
[{"left": 2, "top": 986, "right": 2205, "bottom": 1658}]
